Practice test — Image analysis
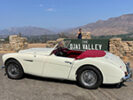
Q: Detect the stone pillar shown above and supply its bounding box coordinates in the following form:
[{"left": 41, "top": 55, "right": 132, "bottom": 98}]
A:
[
  {"left": 82, "top": 32, "right": 91, "bottom": 39},
  {"left": 9, "top": 35, "right": 28, "bottom": 51},
  {"left": 109, "top": 38, "right": 133, "bottom": 59}
]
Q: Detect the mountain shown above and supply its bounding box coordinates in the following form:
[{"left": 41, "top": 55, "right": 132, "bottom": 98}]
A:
[
  {"left": 66, "top": 14, "right": 133, "bottom": 36},
  {"left": 1, "top": 14, "right": 133, "bottom": 37},
  {"left": 0, "top": 26, "right": 55, "bottom": 37}
]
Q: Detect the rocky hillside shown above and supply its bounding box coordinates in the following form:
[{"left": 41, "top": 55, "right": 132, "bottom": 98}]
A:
[
  {"left": 66, "top": 14, "right": 133, "bottom": 36},
  {"left": 0, "top": 26, "right": 55, "bottom": 37}
]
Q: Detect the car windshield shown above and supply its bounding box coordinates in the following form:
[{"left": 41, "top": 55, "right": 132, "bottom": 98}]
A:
[
  {"left": 50, "top": 41, "right": 66, "bottom": 55},
  {"left": 50, "top": 41, "right": 83, "bottom": 58},
  {"left": 53, "top": 41, "right": 65, "bottom": 50}
]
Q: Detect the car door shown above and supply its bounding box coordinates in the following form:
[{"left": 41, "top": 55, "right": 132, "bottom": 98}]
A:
[
  {"left": 43, "top": 55, "right": 75, "bottom": 79},
  {"left": 21, "top": 53, "right": 45, "bottom": 76}
]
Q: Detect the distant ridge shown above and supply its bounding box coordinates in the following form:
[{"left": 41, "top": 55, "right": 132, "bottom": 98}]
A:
[
  {"left": 0, "top": 26, "right": 55, "bottom": 37},
  {"left": 66, "top": 14, "right": 133, "bottom": 36},
  {"left": 1, "top": 14, "right": 133, "bottom": 37}
]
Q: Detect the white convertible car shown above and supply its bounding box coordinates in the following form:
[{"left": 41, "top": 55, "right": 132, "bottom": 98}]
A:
[{"left": 2, "top": 43, "right": 132, "bottom": 89}]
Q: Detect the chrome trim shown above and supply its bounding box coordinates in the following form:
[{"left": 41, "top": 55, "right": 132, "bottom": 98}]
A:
[
  {"left": 0, "top": 66, "right": 7, "bottom": 76},
  {"left": 0, "top": 65, "right": 5, "bottom": 69},
  {"left": 122, "top": 62, "right": 132, "bottom": 82},
  {"left": 65, "top": 61, "right": 72, "bottom": 64},
  {"left": 23, "top": 59, "right": 33, "bottom": 62}
]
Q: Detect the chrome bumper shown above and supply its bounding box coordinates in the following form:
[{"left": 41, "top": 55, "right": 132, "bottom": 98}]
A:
[
  {"left": 0, "top": 65, "right": 5, "bottom": 69},
  {"left": 122, "top": 63, "right": 132, "bottom": 82}
]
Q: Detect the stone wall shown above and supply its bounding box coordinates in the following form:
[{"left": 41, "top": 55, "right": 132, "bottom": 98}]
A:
[
  {"left": 46, "top": 38, "right": 64, "bottom": 48},
  {"left": 0, "top": 43, "right": 11, "bottom": 51},
  {"left": 46, "top": 37, "right": 133, "bottom": 59},
  {"left": 82, "top": 32, "right": 91, "bottom": 39},
  {"left": 0, "top": 35, "right": 28, "bottom": 52},
  {"left": 109, "top": 38, "right": 133, "bottom": 58},
  {"left": 0, "top": 34, "right": 133, "bottom": 59},
  {"left": 9, "top": 35, "right": 28, "bottom": 51}
]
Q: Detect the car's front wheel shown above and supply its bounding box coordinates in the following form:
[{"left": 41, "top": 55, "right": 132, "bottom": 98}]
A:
[
  {"left": 5, "top": 59, "right": 24, "bottom": 79},
  {"left": 77, "top": 66, "right": 103, "bottom": 89}
]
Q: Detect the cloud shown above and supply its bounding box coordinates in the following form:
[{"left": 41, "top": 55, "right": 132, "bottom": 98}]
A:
[
  {"left": 39, "top": 4, "right": 43, "bottom": 7},
  {"left": 46, "top": 8, "right": 55, "bottom": 12}
]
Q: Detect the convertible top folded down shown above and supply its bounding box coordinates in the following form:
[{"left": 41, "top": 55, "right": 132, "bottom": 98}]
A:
[
  {"left": 66, "top": 50, "right": 106, "bottom": 59},
  {"left": 76, "top": 50, "right": 106, "bottom": 59}
]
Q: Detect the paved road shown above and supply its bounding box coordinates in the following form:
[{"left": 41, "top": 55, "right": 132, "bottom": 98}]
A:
[{"left": 0, "top": 54, "right": 133, "bottom": 100}]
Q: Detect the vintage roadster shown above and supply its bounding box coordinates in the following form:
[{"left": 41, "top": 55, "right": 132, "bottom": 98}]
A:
[{"left": 2, "top": 43, "right": 132, "bottom": 89}]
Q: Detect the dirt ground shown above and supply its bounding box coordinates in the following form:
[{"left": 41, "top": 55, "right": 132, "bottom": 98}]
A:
[
  {"left": 0, "top": 53, "right": 133, "bottom": 100},
  {"left": 28, "top": 43, "right": 47, "bottom": 48}
]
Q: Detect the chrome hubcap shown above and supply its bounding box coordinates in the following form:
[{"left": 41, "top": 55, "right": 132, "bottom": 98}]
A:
[
  {"left": 8, "top": 63, "right": 19, "bottom": 77},
  {"left": 81, "top": 70, "right": 97, "bottom": 87}
]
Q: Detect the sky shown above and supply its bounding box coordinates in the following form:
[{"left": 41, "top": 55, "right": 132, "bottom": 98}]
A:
[{"left": 0, "top": 0, "right": 133, "bottom": 31}]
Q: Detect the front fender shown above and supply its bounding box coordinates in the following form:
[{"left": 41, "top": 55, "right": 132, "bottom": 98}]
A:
[
  {"left": 68, "top": 57, "right": 125, "bottom": 84},
  {"left": 2, "top": 53, "right": 27, "bottom": 72},
  {"left": 2, "top": 53, "right": 19, "bottom": 64}
]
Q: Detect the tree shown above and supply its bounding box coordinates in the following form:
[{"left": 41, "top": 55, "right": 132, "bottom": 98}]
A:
[{"left": 18, "top": 32, "right": 22, "bottom": 37}]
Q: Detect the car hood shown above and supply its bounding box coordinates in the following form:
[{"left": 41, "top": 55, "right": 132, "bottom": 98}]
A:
[{"left": 19, "top": 48, "right": 54, "bottom": 55}]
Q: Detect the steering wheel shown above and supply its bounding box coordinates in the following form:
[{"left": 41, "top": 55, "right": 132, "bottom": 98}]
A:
[{"left": 55, "top": 47, "right": 65, "bottom": 56}]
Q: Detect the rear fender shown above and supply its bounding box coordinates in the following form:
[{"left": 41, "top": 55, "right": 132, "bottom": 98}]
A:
[{"left": 68, "top": 57, "right": 125, "bottom": 84}]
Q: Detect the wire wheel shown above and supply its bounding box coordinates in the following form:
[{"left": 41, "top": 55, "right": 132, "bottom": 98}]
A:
[
  {"left": 81, "top": 70, "right": 97, "bottom": 87},
  {"left": 5, "top": 59, "right": 24, "bottom": 79},
  {"left": 77, "top": 66, "right": 103, "bottom": 89},
  {"left": 7, "top": 63, "right": 20, "bottom": 78}
]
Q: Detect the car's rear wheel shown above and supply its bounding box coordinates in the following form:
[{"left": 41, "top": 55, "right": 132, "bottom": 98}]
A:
[
  {"left": 77, "top": 66, "right": 103, "bottom": 89},
  {"left": 5, "top": 59, "right": 24, "bottom": 79}
]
